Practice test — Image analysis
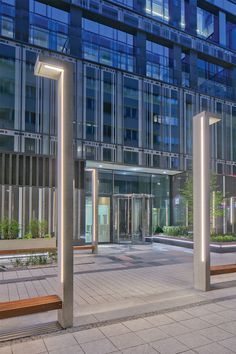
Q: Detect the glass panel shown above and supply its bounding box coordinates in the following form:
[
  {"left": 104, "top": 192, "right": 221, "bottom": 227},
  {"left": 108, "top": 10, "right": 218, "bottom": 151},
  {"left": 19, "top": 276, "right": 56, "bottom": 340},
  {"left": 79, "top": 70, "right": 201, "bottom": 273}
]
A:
[
  {"left": 98, "top": 197, "right": 110, "bottom": 242},
  {"left": 85, "top": 196, "right": 92, "bottom": 243},
  {"left": 0, "top": 44, "right": 15, "bottom": 130},
  {"left": 132, "top": 197, "right": 142, "bottom": 241},
  {"left": 197, "top": 7, "right": 214, "bottom": 39}
]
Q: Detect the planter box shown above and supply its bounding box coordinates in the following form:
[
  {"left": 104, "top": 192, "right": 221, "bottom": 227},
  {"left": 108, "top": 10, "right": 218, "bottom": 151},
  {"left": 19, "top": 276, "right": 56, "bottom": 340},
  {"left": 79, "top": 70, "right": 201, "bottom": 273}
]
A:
[
  {"left": 0, "top": 238, "right": 56, "bottom": 251},
  {"left": 146, "top": 235, "right": 236, "bottom": 253}
]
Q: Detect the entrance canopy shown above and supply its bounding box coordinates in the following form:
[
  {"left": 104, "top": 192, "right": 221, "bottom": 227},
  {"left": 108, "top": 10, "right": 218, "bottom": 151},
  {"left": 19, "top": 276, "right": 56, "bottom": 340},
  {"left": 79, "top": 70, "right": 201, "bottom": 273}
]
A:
[{"left": 86, "top": 161, "right": 182, "bottom": 176}]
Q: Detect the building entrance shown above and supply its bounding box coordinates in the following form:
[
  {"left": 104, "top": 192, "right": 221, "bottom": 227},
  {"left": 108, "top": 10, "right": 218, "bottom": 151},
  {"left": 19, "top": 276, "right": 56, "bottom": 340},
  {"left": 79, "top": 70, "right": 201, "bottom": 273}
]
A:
[{"left": 113, "top": 194, "right": 152, "bottom": 243}]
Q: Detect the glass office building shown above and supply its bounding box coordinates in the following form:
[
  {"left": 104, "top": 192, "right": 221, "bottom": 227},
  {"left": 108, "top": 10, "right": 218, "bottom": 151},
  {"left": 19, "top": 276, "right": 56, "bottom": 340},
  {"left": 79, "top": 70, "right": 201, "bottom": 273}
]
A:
[{"left": 0, "top": 0, "right": 236, "bottom": 242}]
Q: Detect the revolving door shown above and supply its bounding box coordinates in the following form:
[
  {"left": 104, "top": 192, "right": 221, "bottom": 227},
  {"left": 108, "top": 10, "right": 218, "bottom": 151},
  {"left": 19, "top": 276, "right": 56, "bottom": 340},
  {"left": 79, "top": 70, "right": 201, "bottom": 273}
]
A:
[{"left": 113, "top": 194, "right": 153, "bottom": 243}]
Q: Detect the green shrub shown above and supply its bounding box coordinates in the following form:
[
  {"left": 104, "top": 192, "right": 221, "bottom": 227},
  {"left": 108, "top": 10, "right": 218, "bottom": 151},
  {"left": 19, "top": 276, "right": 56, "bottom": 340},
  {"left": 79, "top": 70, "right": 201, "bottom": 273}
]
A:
[
  {"left": 23, "top": 233, "right": 32, "bottom": 239},
  {"left": 13, "top": 258, "right": 24, "bottom": 267},
  {"left": 211, "top": 234, "right": 236, "bottom": 242},
  {"left": 0, "top": 218, "right": 20, "bottom": 239},
  {"left": 49, "top": 250, "right": 57, "bottom": 263},
  {"left": 12, "top": 254, "right": 50, "bottom": 267},
  {"left": 28, "top": 219, "right": 48, "bottom": 238},
  {"left": 155, "top": 226, "right": 163, "bottom": 234},
  {"left": 163, "top": 225, "right": 189, "bottom": 237},
  {"left": 44, "top": 234, "right": 51, "bottom": 239},
  {"left": 28, "top": 220, "right": 39, "bottom": 238}
]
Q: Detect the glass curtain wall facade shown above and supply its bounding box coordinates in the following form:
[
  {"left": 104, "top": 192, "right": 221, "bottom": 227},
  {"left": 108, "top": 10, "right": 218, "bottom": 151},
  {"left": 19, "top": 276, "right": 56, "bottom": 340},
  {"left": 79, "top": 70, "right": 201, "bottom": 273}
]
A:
[{"left": 0, "top": 0, "right": 236, "bottom": 242}]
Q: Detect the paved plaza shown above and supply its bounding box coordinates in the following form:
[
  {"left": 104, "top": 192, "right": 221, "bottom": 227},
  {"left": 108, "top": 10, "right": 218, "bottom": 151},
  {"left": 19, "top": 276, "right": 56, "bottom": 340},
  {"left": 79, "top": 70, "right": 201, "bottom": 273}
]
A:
[{"left": 1, "top": 244, "right": 236, "bottom": 352}]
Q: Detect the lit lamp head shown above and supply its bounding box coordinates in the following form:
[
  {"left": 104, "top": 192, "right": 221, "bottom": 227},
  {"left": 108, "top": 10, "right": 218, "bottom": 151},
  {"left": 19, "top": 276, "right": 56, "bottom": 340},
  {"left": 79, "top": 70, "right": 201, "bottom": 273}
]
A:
[
  {"left": 34, "top": 56, "right": 64, "bottom": 80},
  {"left": 207, "top": 113, "right": 221, "bottom": 125}
]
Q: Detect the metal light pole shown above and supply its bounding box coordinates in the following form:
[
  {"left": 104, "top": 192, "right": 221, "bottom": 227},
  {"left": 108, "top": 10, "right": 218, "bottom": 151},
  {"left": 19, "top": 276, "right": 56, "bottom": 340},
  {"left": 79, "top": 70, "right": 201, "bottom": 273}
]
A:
[
  {"left": 34, "top": 56, "right": 74, "bottom": 327},
  {"left": 193, "top": 111, "right": 220, "bottom": 291}
]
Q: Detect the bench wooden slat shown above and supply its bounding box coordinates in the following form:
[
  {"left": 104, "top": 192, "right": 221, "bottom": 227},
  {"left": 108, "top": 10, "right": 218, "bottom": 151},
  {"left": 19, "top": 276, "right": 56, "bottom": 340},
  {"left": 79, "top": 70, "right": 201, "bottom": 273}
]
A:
[
  {"left": 0, "top": 295, "right": 62, "bottom": 319},
  {"left": 210, "top": 264, "right": 236, "bottom": 275}
]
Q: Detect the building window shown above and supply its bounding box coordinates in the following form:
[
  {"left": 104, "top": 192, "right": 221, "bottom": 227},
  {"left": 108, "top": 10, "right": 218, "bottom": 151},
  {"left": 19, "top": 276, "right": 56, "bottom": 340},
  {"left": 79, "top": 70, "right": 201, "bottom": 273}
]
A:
[
  {"left": 197, "top": 7, "right": 214, "bottom": 39},
  {"left": 25, "top": 138, "right": 36, "bottom": 153},
  {"left": 0, "top": 0, "right": 15, "bottom": 38},
  {"left": 146, "top": 0, "right": 169, "bottom": 22},
  {"left": 197, "top": 58, "right": 231, "bottom": 99},
  {"left": 146, "top": 40, "right": 172, "bottom": 83},
  {"left": 0, "top": 44, "right": 15, "bottom": 130},
  {"left": 82, "top": 18, "right": 134, "bottom": 72},
  {"left": 103, "top": 148, "right": 113, "bottom": 162},
  {"left": 124, "top": 151, "right": 138, "bottom": 165},
  {"left": 86, "top": 146, "right": 96, "bottom": 160},
  {"left": 123, "top": 77, "right": 139, "bottom": 147},
  {"left": 0, "top": 135, "right": 14, "bottom": 151},
  {"left": 124, "top": 129, "right": 138, "bottom": 143},
  {"left": 227, "top": 20, "right": 236, "bottom": 50},
  {"left": 29, "top": 0, "right": 69, "bottom": 53},
  {"left": 181, "top": 52, "right": 190, "bottom": 87}
]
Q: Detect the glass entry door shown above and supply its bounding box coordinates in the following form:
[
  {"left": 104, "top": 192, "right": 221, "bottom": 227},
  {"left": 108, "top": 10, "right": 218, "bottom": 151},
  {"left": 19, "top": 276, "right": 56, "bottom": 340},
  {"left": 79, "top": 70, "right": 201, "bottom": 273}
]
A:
[
  {"left": 86, "top": 196, "right": 110, "bottom": 243},
  {"left": 113, "top": 194, "right": 152, "bottom": 243}
]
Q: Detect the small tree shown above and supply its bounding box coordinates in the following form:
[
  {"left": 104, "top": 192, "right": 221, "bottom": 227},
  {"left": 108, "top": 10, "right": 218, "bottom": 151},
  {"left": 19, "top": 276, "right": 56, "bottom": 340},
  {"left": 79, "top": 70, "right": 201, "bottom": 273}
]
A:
[
  {"left": 180, "top": 173, "right": 223, "bottom": 232},
  {"left": 0, "top": 218, "right": 20, "bottom": 239}
]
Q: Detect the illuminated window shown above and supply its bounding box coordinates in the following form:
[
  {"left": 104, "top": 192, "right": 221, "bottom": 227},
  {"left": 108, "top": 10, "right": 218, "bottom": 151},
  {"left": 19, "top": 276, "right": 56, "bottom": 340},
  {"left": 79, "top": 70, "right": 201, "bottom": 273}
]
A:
[
  {"left": 197, "top": 7, "right": 214, "bottom": 39},
  {"left": 146, "top": 0, "right": 169, "bottom": 22},
  {"left": 82, "top": 18, "right": 134, "bottom": 72}
]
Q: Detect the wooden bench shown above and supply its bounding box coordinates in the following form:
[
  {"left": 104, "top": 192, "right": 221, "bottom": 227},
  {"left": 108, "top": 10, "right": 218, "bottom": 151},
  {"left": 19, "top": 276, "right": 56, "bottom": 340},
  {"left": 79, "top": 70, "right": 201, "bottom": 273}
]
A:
[
  {"left": 0, "top": 295, "right": 62, "bottom": 319},
  {"left": 0, "top": 248, "right": 56, "bottom": 255},
  {"left": 210, "top": 264, "right": 236, "bottom": 275},
  {"left": 0, "top": 245, "right": 96, "bottom": 256},
  {"left": 73, "top": 245, "right": 96, "bottom": 253}
]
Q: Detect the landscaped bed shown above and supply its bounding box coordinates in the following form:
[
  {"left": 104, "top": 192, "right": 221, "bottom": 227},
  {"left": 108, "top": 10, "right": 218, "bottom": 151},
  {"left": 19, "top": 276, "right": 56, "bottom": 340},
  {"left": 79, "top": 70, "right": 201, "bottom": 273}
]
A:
[{"left": 153, "top": 226, "right": 236, "bottom": 244}]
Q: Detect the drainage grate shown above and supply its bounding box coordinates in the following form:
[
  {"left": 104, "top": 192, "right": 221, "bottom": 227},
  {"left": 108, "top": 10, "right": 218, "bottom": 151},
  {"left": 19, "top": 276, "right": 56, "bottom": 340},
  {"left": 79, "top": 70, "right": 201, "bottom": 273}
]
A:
[{"left": 0, "top": 321, "right": 61, "bottom": 343}]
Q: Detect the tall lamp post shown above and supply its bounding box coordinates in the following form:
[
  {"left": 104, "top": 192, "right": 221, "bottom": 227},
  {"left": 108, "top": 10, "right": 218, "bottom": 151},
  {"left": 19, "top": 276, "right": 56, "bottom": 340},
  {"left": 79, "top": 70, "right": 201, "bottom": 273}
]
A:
[
  {"left": 34, "top": 56, "right": 74, "bottom": 328},
  {"left": 193, "top": 111, "right": 220, "bottom": 291}
]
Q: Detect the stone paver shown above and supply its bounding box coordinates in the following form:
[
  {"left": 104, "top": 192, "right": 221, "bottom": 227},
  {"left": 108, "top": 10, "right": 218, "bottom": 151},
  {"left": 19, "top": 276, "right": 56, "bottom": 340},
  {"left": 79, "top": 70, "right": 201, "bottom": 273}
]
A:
[
  {"left": 194, "top": 342, "right": 235, "bottom": 354},
  {"left": 73, "top": 327, "right": 105, "bottom": 344},
  {"left": 122, "top": 318, "right": 153, "bottom": 331},
  {"left": 174, "top": 332, "right": 212, "bottom": 349},
  {"left": 100, "top": 323, "right": 130, "bottom": 337},
  {"left": 151, "top": 337, "right": 188, "bottom": 353},
  {"left": 44, "top": 333, "right": 78, "bottom": 352},
  {"left": 80, "top": 338, "right": 117, "bottom": 354},
  {"left": 109, "top": 332, "right": 144, "bottom": 350},
  {"left": 12, "top": 339, "right": 47, "bottom": 354}
]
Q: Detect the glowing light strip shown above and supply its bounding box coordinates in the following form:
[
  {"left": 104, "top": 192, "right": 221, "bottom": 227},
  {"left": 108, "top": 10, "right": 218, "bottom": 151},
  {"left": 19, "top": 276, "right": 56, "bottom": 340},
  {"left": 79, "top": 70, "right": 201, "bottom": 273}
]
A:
[
  {"left": 60, "top": 70, "right": 64, "bottom": 283},
  {"left": 92, "top": 169, "right": 97, "bottom": 245},
  {"left": 44, "top": 64, "right": 64, "bottom": 72},
  {"left": 230, "top": 197, "right": 234, "bottom": 225},
  {"left": 212, "top": 191, "right": 216, "bottom": 231},
  {"left": 201, "top": 117, "right": 206, "bottom": 262}
]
